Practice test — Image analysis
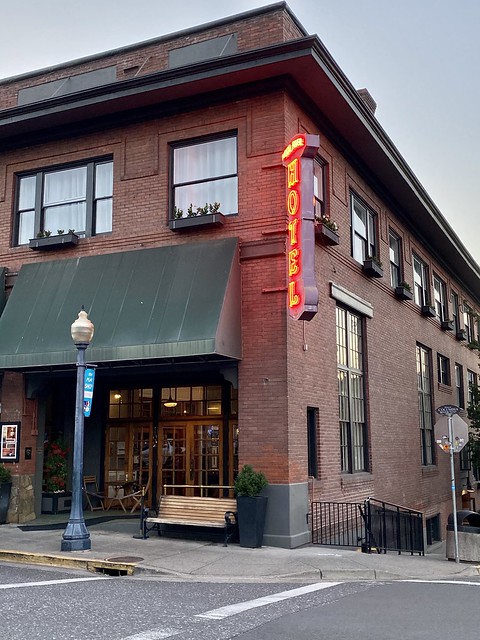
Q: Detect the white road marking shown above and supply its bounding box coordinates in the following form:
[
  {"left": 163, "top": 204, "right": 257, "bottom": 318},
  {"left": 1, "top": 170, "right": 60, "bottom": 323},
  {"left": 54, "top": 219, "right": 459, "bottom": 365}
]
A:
[
  {"left": 0, "top": 576, "right": 108, "bottom": 590},
  {"left": 401, "top": 579, "right": 480, "bottom": 586},
  {"left": 196, "top": 581, "right": 341, "bottom": 620},
  {"left": 121, "top": 630, "right": 181, "bottom": 640}
]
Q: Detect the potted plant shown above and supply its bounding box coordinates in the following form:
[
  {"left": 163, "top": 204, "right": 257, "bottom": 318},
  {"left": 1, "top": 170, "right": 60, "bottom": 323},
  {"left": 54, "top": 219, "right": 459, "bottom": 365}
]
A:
[
  {"left": 395, "top": 281, "right": 413, "bottom": 301},
  {"left": 41, "top": 440, "right": 72, "bottom": 514},
  {"left": 363, "top": 255, "right": 383, "bottom": 278},
  {"left": 234, "top": 464, "right": 268, "bottom": 548},
  {"left": 314, "top": 214, "right": 339, "bottom": 246},
  {"left": 0, "top": 463, "right": 12, "bottom": 524},
  {"left": 170, "top": 202, "right": 225, "bottom": 231}
]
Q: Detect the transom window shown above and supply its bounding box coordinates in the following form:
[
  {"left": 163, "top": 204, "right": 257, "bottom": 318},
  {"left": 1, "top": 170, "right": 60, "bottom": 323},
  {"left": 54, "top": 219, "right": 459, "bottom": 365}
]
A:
[
  {"left": 171, "top": 134, "right": 238, "bottom": 218},
  {"left": 413, "top": 254, "right": 430, "bottom": 307},
  {"left": 160, "top": 385, "right": 222, "bottom": 417},
  {"left": 389, "top": 230, "right": 401, "bottom": 288},
  {"left": 15, "top": 159, "right": 113, "bottom": 245},
  {"left": 336, "top": 306, "right": 367, "bottom": 473},
  {"left": 433, "top": 274, "right": 448, "bottom": 321},
  {"left": 351, "top": 194, "right": 377, "bottom": 264},
  {"left": 416, "top": 344, "right": 435, "bottom": 466}
]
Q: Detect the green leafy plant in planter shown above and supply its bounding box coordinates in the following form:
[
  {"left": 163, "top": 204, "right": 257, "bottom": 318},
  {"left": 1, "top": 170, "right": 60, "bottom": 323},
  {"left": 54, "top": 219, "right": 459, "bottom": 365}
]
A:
[
  {"left": 0, "top": 463, "right": 12, "bottom": 524},
  {"left": 234, "top": 464, "right": 268, "bottom": 497},
  {"left": 234, "top": 465, "right": 269, "bottom": 548}
]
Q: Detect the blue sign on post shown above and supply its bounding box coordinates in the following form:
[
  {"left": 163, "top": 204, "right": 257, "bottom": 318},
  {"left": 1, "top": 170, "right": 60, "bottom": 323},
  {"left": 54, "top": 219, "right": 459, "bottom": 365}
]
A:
[{"left": 83, "top": 368, "right": 95, "bottom": 417}]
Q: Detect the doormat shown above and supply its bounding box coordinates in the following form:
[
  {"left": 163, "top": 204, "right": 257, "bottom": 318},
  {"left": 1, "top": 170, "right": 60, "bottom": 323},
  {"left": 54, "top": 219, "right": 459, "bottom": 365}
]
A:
[{"left": 18, "top": 514, "right": 138, "bottom": 531}]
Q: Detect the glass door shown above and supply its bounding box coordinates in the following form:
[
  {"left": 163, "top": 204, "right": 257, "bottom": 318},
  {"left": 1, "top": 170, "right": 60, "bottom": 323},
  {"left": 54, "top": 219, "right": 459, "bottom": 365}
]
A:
[
  {"left": 105, "top": 422, "right": 152, "bottom": 504},
  {"left": 160, "top": 422, "right": 223, "bottom": 496}
]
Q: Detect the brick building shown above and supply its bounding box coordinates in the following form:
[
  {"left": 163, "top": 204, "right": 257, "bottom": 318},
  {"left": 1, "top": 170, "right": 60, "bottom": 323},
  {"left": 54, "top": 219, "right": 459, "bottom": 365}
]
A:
[{"left": 0, "top": 2, "right": 479, "bottom": 548}]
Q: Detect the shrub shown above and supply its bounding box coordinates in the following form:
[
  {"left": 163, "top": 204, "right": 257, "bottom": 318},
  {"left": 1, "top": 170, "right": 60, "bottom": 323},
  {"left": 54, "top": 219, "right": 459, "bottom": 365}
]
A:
[
  {"left": 0, "top": 464, "right": 12, "bottom": 483},
  {"left": 234, "top": 464, "right": 268, "bottom": 497}
]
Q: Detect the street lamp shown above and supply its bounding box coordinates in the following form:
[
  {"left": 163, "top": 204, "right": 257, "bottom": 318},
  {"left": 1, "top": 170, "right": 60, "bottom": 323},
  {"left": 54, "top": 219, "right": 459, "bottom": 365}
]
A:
[{"left": 61, "top": 308, "right": 94, "bottom": 552}]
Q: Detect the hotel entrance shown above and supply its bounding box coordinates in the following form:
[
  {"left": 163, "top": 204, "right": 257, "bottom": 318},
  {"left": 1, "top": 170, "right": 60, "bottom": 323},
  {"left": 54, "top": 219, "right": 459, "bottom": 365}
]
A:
[{"left": 104, "top": 383, "right": 238, "bottom": 506}]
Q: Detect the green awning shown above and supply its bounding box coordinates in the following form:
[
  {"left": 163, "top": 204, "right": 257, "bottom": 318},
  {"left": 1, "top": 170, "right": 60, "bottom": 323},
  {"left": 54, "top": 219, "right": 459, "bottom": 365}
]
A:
[{"left": 0, "top": 238, "right": 241, "bottom": 369}]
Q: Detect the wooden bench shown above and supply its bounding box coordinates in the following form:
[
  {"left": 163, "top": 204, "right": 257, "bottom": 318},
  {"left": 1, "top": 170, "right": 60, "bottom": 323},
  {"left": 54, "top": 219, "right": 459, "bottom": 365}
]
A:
[{"left": 143, "top": 494, "right": 238, "bottom": 546}]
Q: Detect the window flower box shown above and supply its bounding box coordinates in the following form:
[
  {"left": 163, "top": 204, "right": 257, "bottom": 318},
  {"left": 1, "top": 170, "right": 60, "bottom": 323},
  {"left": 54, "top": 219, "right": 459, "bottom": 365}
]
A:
[
  {"left": 362, "top": 258, "right": 383, "bottom": 278},
  {"left": 441, "top": 319, "right": 454, "bottom": 331},
  {"left": 456, "top": 328, "right": 467, "bottom": 341},
  {"left": 394, "top": 285, "right": 413, "bottom": 301},
  {"left": 29, "top": 232, "right": 79, "bottom": 250},
  {"left": 421, "top": 305, "right": 436, "bottom": 318},
  {"left": 169, "top": 212, "right": 226, "bottom": 231},
  {"left": 315, "top": 223, "right": 339, "bottom": 246}
]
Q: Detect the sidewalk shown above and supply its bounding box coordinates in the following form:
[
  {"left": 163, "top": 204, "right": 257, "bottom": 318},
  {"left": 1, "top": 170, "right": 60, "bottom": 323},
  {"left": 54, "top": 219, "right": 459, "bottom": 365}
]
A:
[{"left": 1, "top": 513, "right": 479, "bottom": 583}]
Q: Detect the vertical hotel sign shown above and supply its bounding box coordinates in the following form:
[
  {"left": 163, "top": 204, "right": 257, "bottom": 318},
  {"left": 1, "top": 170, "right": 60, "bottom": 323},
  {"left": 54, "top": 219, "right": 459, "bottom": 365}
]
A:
[{"left": 282, "top": 133, "right": 320, "bottom": 321}]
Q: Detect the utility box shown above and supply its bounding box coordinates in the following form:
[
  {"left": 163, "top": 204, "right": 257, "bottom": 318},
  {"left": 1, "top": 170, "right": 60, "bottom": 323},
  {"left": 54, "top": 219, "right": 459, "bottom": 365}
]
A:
[{"left": 446, "top": 510, "right": 480, "bottom": 562}]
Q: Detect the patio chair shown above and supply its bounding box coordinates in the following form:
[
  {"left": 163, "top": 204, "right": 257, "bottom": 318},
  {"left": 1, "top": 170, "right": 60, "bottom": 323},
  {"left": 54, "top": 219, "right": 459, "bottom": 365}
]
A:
[{"left": 83, "top": 475, "right": 106, "bottom": 512}]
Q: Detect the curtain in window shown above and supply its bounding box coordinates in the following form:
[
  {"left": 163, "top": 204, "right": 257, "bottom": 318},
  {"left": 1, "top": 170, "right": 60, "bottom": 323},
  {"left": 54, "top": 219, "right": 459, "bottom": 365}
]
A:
[{"left": 44, "top": 167, "right": 87, "bottom": 233}]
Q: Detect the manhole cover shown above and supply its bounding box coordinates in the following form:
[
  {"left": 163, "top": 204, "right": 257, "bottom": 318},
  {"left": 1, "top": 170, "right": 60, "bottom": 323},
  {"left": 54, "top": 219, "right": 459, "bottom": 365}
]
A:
[{"left": 106, "top": 556, "right": 144, "bottom": 563}]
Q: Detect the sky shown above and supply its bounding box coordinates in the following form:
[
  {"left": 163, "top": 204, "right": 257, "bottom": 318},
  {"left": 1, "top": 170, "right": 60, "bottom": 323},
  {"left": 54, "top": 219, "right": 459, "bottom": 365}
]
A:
[{"left": 1, "top": 0, "right": 479, "bottom": 267}]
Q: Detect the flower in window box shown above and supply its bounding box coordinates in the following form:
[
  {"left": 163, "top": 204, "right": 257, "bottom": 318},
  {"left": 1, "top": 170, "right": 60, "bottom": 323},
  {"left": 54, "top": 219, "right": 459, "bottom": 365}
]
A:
[
  {"left": 314, "top": 213, "right": 338, "bottom": 233},
  {"left": 314, "top": 214, "right": 339, "bottom": 246}
]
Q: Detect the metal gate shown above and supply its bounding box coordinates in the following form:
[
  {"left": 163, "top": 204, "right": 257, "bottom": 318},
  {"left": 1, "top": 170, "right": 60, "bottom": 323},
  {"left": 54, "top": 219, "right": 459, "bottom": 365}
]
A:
[{"left": 311, "top": 498, "right": 424, "bottom": 555}]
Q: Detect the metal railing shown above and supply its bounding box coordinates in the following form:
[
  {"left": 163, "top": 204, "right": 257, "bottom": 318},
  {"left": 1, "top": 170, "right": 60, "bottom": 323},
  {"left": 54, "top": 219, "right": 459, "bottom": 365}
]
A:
[{"left": 311, "top": 498, "right": 424, "bottom": 555}]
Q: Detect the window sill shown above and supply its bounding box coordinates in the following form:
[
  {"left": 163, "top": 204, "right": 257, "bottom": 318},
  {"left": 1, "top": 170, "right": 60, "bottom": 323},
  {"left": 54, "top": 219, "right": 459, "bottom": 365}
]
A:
[
  {"left": 29, "top": 233, "right": 79, "bottom": 250},
  {"left": 340, "top": 472, "right": 373, "bottom": 485},
  {"left": 169, "top": 212, "right": 226, "bottom": 231}
]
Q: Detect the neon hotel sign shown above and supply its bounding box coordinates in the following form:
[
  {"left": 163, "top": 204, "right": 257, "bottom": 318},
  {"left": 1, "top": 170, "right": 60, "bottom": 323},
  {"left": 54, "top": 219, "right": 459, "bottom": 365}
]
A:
[{"left": 282, "top": 133, "right": 320, "bottom": 321}]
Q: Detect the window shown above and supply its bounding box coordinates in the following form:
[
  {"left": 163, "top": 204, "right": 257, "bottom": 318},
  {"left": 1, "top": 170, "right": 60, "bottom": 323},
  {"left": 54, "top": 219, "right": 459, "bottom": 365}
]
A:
[
  {"left": 433, "top": 275, "right": 447, "bottom": 321},
  {"left": 337, "top": 306, "right": 367, "bottom": 473},
  {"left": 455, "top": 363, "right": 464, "bottom": 409},
  {"left": 463, "top": 304, "right": 476, "bottom": 342},
  {"left": 313, "top": 160, "right": 326, "bottom": 220},
  {"left": 451, "top": 291, "right": 460, "bottom": 333},
  {"left": 15, "top": 159, "right": 113, "bottom": 245},
  {"left": 413, "top": 255, "right": 430, "bottom": 307},
  {"left": 389, "top": 230, "right": 401, "bottom": 288},
  {"left": 437, "top": 354, "right": 450, "bottom": 386},
  {"left": 416, "top": 344, "right": 435, "bottom": 466},
  {"left": 467, "top": 370, "right": 477, "bottom": 405},
  {"left": 351, "top": 194, "right": 377, "bottom": 264},
  {"left": 171, "top": 134, "right": 238, "bottom": 218},
  {"left": 307, "top": 407, "right": 318, "bottom": 478}
]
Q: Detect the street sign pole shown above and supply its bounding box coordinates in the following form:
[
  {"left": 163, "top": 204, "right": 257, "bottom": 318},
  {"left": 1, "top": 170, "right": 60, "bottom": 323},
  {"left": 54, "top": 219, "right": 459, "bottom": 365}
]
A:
[{"left": 447, "top": 413, "right": 459, "bottom": 564}]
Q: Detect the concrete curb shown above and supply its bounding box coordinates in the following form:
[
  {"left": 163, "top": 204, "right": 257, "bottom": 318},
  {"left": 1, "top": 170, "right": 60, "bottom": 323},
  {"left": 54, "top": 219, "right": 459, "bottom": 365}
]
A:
[{"left": 0, "top": 549, "right": 136, "bottom": 575}]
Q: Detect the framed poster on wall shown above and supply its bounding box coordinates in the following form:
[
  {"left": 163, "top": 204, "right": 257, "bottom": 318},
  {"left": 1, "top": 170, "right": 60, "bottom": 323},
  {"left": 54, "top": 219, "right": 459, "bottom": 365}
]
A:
[{"left": 0, "top": 422, "right": 20, "bottom": 463}]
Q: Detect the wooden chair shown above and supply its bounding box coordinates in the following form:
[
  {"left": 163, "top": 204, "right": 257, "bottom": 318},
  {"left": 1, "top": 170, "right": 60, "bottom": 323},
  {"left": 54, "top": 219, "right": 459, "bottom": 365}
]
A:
[
  {"left": 106, "top": 475, "right": 151, "bottom": 513},
  {"left": 83, "top": 475, "right": 106, "bottom": 512}
]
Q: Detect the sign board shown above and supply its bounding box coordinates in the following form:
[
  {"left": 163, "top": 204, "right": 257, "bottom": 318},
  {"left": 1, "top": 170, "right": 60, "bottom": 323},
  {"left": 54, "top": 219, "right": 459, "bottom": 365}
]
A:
[
  {"left": 83, "top": 368, "right": 95, "bottom": 417},
  {"left": 434, "top": 414, "right": 468, "bottom": 453},
  {"left": 282, "top": 133, "right": 320, "bottom": 321},
  {"left": 436, "top": 404, "right": 460, "bottom": 416}
]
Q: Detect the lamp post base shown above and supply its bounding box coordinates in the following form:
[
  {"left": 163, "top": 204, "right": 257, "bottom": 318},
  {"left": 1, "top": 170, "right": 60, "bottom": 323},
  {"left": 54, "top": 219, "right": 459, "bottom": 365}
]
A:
[{"left": 61, "top": 520, "right": 91, "bottom": 551}]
